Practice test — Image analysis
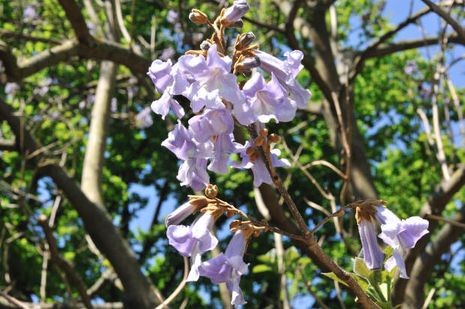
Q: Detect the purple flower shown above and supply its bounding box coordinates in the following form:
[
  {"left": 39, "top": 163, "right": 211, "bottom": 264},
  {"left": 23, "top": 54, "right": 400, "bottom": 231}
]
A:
[
  {"left": 167, "top": 10, "right": 179, "bottom": 24},
  {"left": 404, "top": 61, "right": 418, "bottom": 75},
  {"left": 135, "top": 107, "right": 153, "bottom": 128},
  {"left": 148, "top": 60, "right": 188, "bottom": 119},
  {"left": 356, "top": 216, "right": 384, "bottom": 270},
  {"left": 242, "top": 72, "right": 296, "bottom": 123},
  {"left": 162, "top": 122, "right": 197, "bottom": 160},
  {"left": 167, "top": 212, "right": 218, "bottom": 281},
  {"left": 222, "top": 0, "right": 249, "bottom": 25},
  {"left": 162, "top": 122, "right": 213, "bottom": 190},
  {"left": 375, "top": 206, "right": 429, "bottom": 278},
  {"left": 199, "top": 230, "right": 249, "bottom": 306},
  {"left": 188, "top": 108, "right": 234, "bottom": 143},
  {"left": 177, "top": 158, "right": 210, "bottom": 191},
  {"left": 148, "top": 59, "right": 173, "bottom": 92},
  {"left": 181, "top": 45, "right": 243, "bottom": 111},
  {"left": 23, "top": 5, "right": 38, "bottom": 22},
  {"left": 234, "top": 141, "right": 290, "bottom": 187},
  {"left": 255, "top": 50, "right": 311, "bottom": 109},
  {"left": 165, "top": 201, "right": 197, "bottom": 227},
  {"left": 5, "top": 83, "right": 19, "bottom": 96},
  {"left": 209, "top": 133, "right": 236, "bottom": 174}
]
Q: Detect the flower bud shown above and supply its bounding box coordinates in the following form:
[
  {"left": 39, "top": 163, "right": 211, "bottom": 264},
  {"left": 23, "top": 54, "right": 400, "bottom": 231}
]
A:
[
  {"left": 236, "top": 32, "right": 255, "bottom": 50},
  {"left": 234, "top": 56, "right": 260, "bottom": 74},
  {"left": 189, "top": 9, "right": 209, "bottom": 25},
  {"left": 222, "top": 0, "right": 249, "bottom": 25},
  {"left": 229, "top": 19, "right": 244, "bottom": 28},
  {"left": 200, "top": 40, "right": 212, "bottom": 51},
  {"left": 165, "top": 202, "right": 197, "bottom": 227},
  {"left": 268, "top": 133, "right": 280, "bottom": 143}
]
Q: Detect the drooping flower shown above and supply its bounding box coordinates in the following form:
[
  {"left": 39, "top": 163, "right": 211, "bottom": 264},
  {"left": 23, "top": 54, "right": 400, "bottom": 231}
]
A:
[
  {"left": 355, "top": 207, "right": 384, "bottom": 270},
  {"left": 375, "top": 206, "right": 429, "bottom": 279},
  {"left": 167, "top": 212, "right": 219, "bottom": 281},
  {"left": 164, "top": 196, "right": 206, "bottom": 227},
  {"left": 162, "top": 122, "right": 213, "bottom": 190},
  {"left": 199, "top": 230, "right": 250, "bottom": 306},
  {"left": 254, "top": 49, "right": 311, "bottom": 109},
  {"left": 148, "top": 60, "right": 188, "bottom": 119},
  {"left": 242, "top": 72, "right": 296, "bottom": 123},
  {"left": 181, "top": 44, "right": 243, "bottom": 111},
  {"left": 234, "top": 141, "right": 290, "bottom": 187},
  {"left": 188, "top": 108, "right": 234, "bottom": 143},
  {"left": 177, "top": 158, "right": 210, "bottom": 191}
]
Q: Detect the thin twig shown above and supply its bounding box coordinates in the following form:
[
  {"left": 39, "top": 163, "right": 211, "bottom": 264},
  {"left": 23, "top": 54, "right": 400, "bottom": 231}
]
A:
[
  {"left": 425, "top": 214, "right": 465, "bottom": 229},
  {"left": 155, "top": 256, "right": 189, "bottom": 309}
]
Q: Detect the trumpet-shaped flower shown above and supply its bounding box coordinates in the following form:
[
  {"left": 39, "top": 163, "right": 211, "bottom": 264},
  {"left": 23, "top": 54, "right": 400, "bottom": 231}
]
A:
[
  {"left": 234, "top": 141, "right": 290, "bottom": 187},
  {"left": 165, "top": 201, "right": 197, "bottom": 227},
  {"left": 148, "top": 60, "right": 188, "bottom": 119},
  {"left": 199, "top": 230, "right": 249, "bottom": 306},
  {"left": 167, "top": 212, "right": 218, "bottom": 281},
  {"left": 376, "top": 206, "right": 429, "bottom": 278},
  {"left": 222, "top": 0, "right": 249, "bottom": 25},
  {"left": 357, "top": 218, "right": 384, "bottom": 270},
  {"left": 254, "top": 49, "right": 311, "bottom": 109},
  {"left": 181, "top": 45, "right": 243, "bottom": 111},
  {"left": 242, "top": 72, "right": 296, "bottom": 123}
]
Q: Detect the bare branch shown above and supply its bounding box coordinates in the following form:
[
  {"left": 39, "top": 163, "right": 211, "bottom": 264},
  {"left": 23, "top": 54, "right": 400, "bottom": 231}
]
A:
[
  {"left": 361, "top": 34, "right": 464, "bottom": 59},
  {"left": 57, "top": 0, "right": 92, "bottom": 44},
  {"left": 155, "top": 257, "right": 189, "bottom": 309},
  {"left": 81, "top": 61, "right": 117, "bottom": 206},
  {"left": 0, "top": 99, "right": 160, "bottom": 309},
  {"left": 421, "top": 0, "right": 465, "bottom": 41},
  {"left": 38, "top": 216, "right": 93, "bottom": 309}
]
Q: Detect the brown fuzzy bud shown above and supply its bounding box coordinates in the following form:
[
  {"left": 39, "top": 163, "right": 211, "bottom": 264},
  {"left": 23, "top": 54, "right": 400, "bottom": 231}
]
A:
[
  {"left": 189, "top": 195, "right": 209, "bottom": 209},
  {"left": 268, "top": 133, "right": 281, "bottom": 143},
  {"left": 230, "top": 220, "right": 241, "bottom": 229},
  {"left": 204, "top": 184, "right": 219, "bottom": 198},
  {"left": 254, "top": 135, "right": 265, "bottom": 146},
  {"left": 236, "top": 32, "right": 256, "bottom": 50},
  {"left": 189, "top": 9, "right": 209, "bottom": 25},
  {"left": 249, "top": 151, "right": 260, "bottom": 162},
  {"left": 259, "top": 128, "right": 268, "bottom": 137},
  {"left": 246, "top": 147, "right": 256, "bottom": 156},
  {"left": 234, "top": 56, "right": 261, "bottom": 74}
]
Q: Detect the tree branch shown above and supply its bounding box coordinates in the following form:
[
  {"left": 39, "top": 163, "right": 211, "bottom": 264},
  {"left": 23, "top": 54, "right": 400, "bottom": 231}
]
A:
[
  {"left": 37, "top": 216, "right": 93, "bottom": 309},
  {"left": 421, "top": 0, "right": 465, "bottom": 42},
  {"left": 57, "top": 0, "right": 92, "bottom": 44},
  {"left": 81, "top": 61, "right": 117, "bottom": 206},
  {"left": 0, "top": 39, "right": 150, "bottom": 82},
  {"left": 361, "top": 34, "right": 464, "bottom": 59},
  {"left": 0, "top": 99, "right": 160, "bottom": 309}
]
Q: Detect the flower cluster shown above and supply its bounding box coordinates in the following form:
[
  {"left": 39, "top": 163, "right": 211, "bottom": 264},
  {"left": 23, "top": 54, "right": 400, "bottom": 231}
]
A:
[
  {"left": 165, "top": 186, "right": 261, "bottom": 306},
  {"left": 147, "top": 0, "right": 310, "bottom": 191},
  {"left": 355, "top": 203, "right": 429, "bottom": 278}
]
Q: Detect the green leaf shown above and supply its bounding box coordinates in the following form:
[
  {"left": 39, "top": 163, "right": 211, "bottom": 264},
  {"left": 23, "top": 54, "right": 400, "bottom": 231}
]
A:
[
  {"left": 322, "top": 272, "right": 349, "bottom": 287},
  {"left": 252, "top": 264, "right": 273, "bottom": 273},
  {"left": 353, "top": 257, "right": 371, "bottom": 278}
]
